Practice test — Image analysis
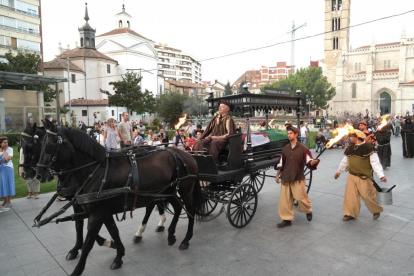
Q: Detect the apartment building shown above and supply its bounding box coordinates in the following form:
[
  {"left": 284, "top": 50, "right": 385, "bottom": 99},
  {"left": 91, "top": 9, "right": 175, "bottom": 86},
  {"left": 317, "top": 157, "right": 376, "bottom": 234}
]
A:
[
  {"left": 155, "top": 44, "right": 202, "bottom": 84},
  {"left": 0, "top": 0, "right": 42, "bottom": 63},
  {"left": 260, "top": 62, "right": 295, "bottom": 82}
]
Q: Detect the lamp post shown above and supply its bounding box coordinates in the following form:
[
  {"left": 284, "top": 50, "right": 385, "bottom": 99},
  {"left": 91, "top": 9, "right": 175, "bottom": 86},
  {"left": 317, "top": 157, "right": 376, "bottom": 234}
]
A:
[
  {"left": 306, "top": 94, "right": 314, "bottom": 123},
  {"left": 296, "top": 90, "right": 302, "bottom": 129}
]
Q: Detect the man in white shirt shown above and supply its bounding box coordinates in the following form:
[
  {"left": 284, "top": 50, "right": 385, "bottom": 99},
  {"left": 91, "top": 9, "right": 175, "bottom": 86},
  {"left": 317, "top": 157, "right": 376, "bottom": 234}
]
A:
[
  {"left": 334, "top": 129, "right": 387, "bottom": 221},
  {"left": 300, "top": 123, "right": 308, "bottom": 145},
  {"left": 186, "top": 120, "right": 196, "bottom": 137},
  {"left": 118, "top": 112, "right": 133, "bottom": 148}
]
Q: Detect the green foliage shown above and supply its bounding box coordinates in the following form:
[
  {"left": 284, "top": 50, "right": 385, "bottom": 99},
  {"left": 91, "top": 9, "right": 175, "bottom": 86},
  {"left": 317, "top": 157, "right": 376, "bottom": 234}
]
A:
[
  {"left": 157, "top": 92, "right": 189, "bottom": 126},
  {"left": 237, "top": 81, "right": 246, "bottom": 94},
  {"left": 0, "top": 51, "right": 61, "bottom": 104},
  {"left": 152, "top": 118, "right": 160, "bottom": 126},
  {"left": 224, "top": 81, "right": 233, "bottom": 96},
  {"left": 261, "top": 66, "right": 336, "bottom": 110},
  {"left": 60, "top": 106, "right": 69, "bottom": 114},
  {"left": 145, "top": 126, "right": 158, "bottom": 131},
  {"left": 166, "top": 130, "right": 177, "bottom": 140},
  {"left": 183, "top": 96, "right": 208, "bottom": 117},
  {"left": 101, "top": 72, "right": 157, "bottom": 114},
  {"left": 2, "top": 133, "right": 20, "bottom": 146}
]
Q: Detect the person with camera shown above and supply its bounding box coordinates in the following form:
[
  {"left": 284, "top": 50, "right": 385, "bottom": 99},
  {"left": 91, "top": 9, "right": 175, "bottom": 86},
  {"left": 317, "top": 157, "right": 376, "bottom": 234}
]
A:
[
  {"left": 150, "top": 134, "right": 162, "bottom": 147},
  {"left": 90, "top": 123, "right": 101, "bottom": 142},
  {"left": 158, "top": 128, "right": 169, "bottom": 146}
]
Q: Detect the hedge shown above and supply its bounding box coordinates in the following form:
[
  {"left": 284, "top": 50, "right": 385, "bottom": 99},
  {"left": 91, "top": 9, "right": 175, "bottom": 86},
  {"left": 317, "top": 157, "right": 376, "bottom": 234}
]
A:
[{"left": 2, "top": 133, "right": 20, "bottom": 146}]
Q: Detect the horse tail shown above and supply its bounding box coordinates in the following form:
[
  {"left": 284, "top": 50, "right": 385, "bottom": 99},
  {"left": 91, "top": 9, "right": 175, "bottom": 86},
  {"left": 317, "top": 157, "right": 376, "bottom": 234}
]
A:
[{"left": 192, "top": 176, "right": 203, "bottom": 217}]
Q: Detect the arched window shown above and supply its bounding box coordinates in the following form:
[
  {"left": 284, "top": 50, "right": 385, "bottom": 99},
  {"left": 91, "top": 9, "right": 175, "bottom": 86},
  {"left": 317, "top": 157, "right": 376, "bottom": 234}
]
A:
[
  {"left": 127, "top": 21, "right": 130, "bottom": 28},
  {"left": 119, "top": 20, "right": 122, "bottom": 28},
  {"left": 332, "top": 0, "right": 336, "bottom": 11},
  {"left": 338, "top": 18, "right": 341, "bottom": 30},
  {"left": 91, "top": 38, "right": 95, "bottom": 48},
  {"left": 85, "top": 37, "right": 90, "bottom": 47},
  {"left": 332, "top": 19, "right": 334, "bottom": 31},
  {"left": 338, "top": 0, "right": 342, "bottom": 10},
  {"left": 352, "top": 83, "right": 356, "bottom": 98},
  {"left": 80, "top": 38, "right": 84, "bottom": 47},
  {"left": 334, "top": 18, "right": 337, "bottom": 30}
]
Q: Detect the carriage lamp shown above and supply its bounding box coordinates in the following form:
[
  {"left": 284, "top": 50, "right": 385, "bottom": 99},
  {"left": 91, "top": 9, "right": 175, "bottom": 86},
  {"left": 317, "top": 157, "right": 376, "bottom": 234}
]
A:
[{"left": 296, "top": 89, "right": 301, "bottom": 96}]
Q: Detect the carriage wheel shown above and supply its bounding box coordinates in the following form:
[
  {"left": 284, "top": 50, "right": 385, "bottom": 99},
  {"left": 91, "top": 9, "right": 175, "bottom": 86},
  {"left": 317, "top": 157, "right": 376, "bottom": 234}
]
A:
[
  {"left": 198, "top": 181, "right": 218, "bottom": 217},
  {"left": 294, "top": 168, "right": 313, "bottom": 206},
  {"left": 242, "top": 171, "right": 265, "bottom": 193},
  {"left": 227, "top": 183, "right": 258, "bottom": 228}
]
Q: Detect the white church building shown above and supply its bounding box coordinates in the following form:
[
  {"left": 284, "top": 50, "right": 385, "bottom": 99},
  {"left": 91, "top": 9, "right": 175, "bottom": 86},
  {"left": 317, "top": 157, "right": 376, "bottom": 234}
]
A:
[{"left": 43, "top": 4, "right": 161, "bottom": 125}]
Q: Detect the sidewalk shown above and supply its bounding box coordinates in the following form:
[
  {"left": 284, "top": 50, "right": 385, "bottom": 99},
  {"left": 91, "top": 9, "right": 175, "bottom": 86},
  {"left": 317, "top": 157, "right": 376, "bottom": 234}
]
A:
[{"left": 1, "top": 135, "right": 414, "bottom": 276}]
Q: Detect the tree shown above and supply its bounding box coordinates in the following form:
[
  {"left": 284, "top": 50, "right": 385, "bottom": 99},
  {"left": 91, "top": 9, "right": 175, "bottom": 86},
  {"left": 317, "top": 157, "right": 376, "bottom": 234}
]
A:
[
  {"left": 0, "top": 51, "right": 60, "bottom": 105},
  {"left": 100, "top": 72, "right": 157, "bottom": 114},
  {"left": 224, "top": 81, "right": 233, "bottom": 96},
  {"left": 261, "top": 66, "right": 336, "bottom": 110},
  {"left": 237, "top": 81, "right": 246, "bottom": 94},
  {"left": 183, "top": 96, "right": 209, "bottom": 118},
  {"left": 157, "top": 92, "right": 189, "bottom": 126}
]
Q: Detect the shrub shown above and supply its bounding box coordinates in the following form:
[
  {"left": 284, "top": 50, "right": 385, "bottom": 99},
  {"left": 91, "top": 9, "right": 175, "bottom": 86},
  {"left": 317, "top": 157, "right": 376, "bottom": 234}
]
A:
[
  {"left": 3, "top": 133, "right": 20, "bottom": 146},
  {"left": 152, "top": 118, "right": 160, "bottom": 126},
  {"left": 166, "top": 130, "right": 177, "bottom": 140}
]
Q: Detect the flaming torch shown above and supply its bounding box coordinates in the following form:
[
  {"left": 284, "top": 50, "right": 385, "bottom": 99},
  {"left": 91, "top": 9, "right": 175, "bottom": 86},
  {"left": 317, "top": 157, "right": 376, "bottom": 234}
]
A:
[
  {"left": 377, "top": 114, "right": 390, "bottom": 131},
  {"left": 175, "top": 114, "right": 187, "bottom": 132},
  {"left": 326, "top": 123, "right": 354, "bottom": 149}
]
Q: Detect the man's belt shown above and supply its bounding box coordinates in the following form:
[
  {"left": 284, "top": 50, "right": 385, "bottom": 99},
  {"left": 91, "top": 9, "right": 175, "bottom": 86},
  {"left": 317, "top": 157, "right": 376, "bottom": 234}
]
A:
[{"left": 349, "top": 172, "right": 370, "bottom": 180}]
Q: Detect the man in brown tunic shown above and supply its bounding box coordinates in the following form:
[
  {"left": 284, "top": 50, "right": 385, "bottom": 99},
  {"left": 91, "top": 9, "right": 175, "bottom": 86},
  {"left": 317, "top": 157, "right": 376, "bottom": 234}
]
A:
[
  {"left": 193, "top": 100, "right": 236, "bottom": 161},
  {"left": 274, "top": 125, "right": 320, "bottom": 228}
]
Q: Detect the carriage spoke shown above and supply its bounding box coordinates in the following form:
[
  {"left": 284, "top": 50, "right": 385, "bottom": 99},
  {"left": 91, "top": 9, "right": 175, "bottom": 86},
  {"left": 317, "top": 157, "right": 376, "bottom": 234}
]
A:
[{"left": 227, "top": 183, "right": 258, "bottom": 228}]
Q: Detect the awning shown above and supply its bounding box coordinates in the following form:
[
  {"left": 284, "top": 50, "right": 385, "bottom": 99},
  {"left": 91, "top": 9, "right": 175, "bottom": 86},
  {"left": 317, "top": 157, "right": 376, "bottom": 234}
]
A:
[{"left": 0, "top": 71, "right": 68, "bottom": 85}]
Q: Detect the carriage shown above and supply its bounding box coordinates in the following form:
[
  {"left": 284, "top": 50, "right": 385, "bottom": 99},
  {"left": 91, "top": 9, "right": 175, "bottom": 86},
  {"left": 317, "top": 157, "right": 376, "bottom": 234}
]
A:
[{"left": 191, "top": 89, "right": 313, "bottom": 228}]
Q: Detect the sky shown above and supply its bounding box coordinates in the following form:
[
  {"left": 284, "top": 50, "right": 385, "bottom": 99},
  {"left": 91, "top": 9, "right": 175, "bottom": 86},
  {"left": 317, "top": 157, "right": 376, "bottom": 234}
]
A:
[{"left": 41, "top": 0, "right": 414, "bottom": 85}]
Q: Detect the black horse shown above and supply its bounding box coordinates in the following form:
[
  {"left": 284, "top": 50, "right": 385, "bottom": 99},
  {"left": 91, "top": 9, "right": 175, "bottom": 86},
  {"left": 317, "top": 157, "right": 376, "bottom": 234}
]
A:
[
  {"left": 36, "top": 120, "right": 202, "bottom": 276},
  {"left": 20, "top": 123, "right": 169, "bottom": 259},
  {"left": 19, "top": 123, "right": 117, "bottom": 259}
]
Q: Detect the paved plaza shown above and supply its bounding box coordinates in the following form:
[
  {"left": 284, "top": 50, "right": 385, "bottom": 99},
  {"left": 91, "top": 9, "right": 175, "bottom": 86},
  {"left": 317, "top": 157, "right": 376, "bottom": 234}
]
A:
[{"left": 1, "top": 136, "right": 414, "bottom": 276}]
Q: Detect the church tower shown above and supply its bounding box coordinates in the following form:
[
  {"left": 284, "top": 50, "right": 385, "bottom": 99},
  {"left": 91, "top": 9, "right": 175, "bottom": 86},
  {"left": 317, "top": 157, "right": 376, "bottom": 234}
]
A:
[
  {"left": 324, "top": 0, "right": 351, "bottom": 86},
  {"left": 78, "top": 3, "right": 96, "bottom": 49},
  {"left": 115, "top": 4, "right": 132, "bottom": 29}
]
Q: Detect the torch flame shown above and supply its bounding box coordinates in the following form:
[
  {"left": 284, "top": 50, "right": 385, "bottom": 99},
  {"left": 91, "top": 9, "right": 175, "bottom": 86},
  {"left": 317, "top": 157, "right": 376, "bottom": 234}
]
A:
[
  {"left": 175, "top": 114, "right": 187, "bottom": 130},
  {"left": 377, "top": 114, "right": 390, "bottom": 131},
  {"left": 326, "top": 123, "right": 354, "bottom": 148}
]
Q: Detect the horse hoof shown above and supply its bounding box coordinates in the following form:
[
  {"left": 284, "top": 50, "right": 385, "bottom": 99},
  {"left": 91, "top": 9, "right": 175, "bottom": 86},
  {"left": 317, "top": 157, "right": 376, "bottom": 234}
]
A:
[
  {"left": 155, "top": 226, "right": 165, "bottom": 232},
  {"left": 110, "top": 260, "right": 123, "bottom": 270},
  {"left": 179, "top": 242, "right": 189, "bottom": 250},
  {"left": 168, "top": 237, "right": 176, "bottom": 246},
  {"left": 66, "top": 251, "right": 79, "bottom": 260},
  {"left": 110, "top": 240, "right": 117, "bottom": 249},
  {"left": 132, "top": 236, "right": 142, "bottom": 243}
]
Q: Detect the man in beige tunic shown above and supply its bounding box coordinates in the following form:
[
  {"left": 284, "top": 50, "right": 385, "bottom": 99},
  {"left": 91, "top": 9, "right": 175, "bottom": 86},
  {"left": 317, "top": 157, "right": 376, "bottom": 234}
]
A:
[
  {"left": 274, "top": 125, "right": 320, "bottom": 228},
  {"left": 334, "top": 130, "right": 387, "bottom": 221}
]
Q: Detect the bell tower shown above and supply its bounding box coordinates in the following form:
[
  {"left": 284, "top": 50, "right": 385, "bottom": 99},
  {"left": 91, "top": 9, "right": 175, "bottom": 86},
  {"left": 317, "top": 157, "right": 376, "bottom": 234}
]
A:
[
  {"left": 115, "top": 4, "right": 132, "bottom": 29},
  {"left": 324, "top": 0, "right": 351, "bottom": 86},
  {"left": 78, "top": 3, "right": 96, "bottom": 49}
]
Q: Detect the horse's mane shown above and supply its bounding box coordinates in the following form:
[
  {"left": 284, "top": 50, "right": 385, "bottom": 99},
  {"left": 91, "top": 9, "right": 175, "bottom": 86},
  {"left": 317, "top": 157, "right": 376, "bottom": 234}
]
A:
[{"left": 68, "top": 128, "right": 106, "bottom": 163}]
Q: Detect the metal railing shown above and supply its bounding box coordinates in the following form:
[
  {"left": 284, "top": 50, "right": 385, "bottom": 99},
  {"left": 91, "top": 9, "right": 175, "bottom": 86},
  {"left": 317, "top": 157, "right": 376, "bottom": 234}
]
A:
[
  {"left": 0, "top": 24, "right": 40, "bottom": 36},
  {"left": 0, "top": 4, "right": 40, "bottom": 18},
  {"left": 0, "top": 43, "right": 40, "bottom": 54}
]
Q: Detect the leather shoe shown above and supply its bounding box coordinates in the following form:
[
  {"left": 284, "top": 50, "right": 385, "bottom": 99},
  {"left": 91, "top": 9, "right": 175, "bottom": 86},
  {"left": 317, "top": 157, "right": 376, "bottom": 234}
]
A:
[
  {"left": 277, "top": 220, "right": 292, "bottom": 228},
  {"left": 342, "top": 215, "right": 354, "bottom": 221},
  {"left": 306, "top": 212, "right": 313, "bottom": 221},
  {"left": 373, "top": 213, "right": 380, "bottom": 220}
]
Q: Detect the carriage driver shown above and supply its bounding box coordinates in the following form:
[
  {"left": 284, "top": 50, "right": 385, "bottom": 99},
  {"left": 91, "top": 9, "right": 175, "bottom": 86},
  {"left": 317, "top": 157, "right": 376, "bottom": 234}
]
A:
[
  {"left": 274, "top": 124, "right": 320, "bottom": 228},
  {"left": 193, "top": 100, "right": 236, "bottom": 161}
]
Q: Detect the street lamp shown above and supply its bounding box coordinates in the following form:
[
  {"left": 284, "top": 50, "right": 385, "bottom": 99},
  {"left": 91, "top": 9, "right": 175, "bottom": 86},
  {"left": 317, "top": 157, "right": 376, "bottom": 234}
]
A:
[
  {"left": 306, "top": 94, "right": 314, "bottom": 123},
  {"left": 296, "top": 90, "right": 302, "bottom": 129}
]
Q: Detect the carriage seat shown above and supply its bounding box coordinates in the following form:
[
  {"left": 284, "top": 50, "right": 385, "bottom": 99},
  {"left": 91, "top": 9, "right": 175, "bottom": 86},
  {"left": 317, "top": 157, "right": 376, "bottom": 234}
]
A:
[{"left": 217, "top": 132, "right": 244, "bottom": 171}]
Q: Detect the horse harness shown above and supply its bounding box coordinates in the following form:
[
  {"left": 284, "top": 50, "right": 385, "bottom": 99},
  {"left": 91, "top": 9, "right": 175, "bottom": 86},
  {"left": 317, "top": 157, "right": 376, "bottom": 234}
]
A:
[
  {"left": 18, "top": 132, "right": 41, "bottom": 171},
  {"left": 34, "top": 127, "right": 197, "bottom": 226}
]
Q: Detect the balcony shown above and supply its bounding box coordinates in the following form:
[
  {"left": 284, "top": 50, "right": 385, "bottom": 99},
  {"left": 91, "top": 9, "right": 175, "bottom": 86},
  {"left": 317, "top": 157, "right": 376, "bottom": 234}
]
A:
[
  {"left": 0, "top": 44, "right": 40, "bottom": 54},
  {"left": 0, "top": 24, "right": 40, "bottom": 36},
  {"left": 0, "top": 5, "right": 39, "bottom": 18}
]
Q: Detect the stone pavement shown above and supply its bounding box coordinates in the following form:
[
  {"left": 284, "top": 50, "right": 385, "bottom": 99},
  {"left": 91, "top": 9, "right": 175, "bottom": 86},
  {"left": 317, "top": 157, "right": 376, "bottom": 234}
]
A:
[{"left": 1, "top": 136, "right": 414, "bottom": 276}]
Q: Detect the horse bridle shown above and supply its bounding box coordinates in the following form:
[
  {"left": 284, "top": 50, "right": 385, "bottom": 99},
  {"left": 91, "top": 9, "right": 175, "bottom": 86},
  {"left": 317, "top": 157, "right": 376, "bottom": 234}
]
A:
[{"left": 18, "top": 132, "right": 41, "bottom": 171}]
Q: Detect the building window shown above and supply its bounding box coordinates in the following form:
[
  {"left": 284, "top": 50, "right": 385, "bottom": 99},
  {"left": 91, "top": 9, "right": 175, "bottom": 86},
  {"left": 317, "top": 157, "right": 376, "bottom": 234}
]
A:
[
  {"left": 127, "top": 21, "right": 130, "bottom": 28},
  {"left": 355, "top": 63, "right": 358, "bottom": 71},
  {"left": 333, "top": 37, "right": 339, "bottom": 50},
  {"left": 338, "top": 0, "right": 342, "bottom": 10},
  {"left": 85, "top": 37, "right": 90, "bottom": 47},
  {"left": 80, "top": 38, "right": 83, "bottom": 47},
  {"left": 388, "top": 60, "right": 391, "bottom": 69},
  {"left": 338, "top": 18, "right": 340, "bottom": 30},
  {"left": 71, "top": 74, "right": 76, "bottom": 83},
  {"left": 119, "top": 20, "right": 122, "bottom": 28},
  {"left": 352, "top": 83, "right": 356, "bottom": 98},
  {"left": 111, "top": 110, "right": 114, "bottom": 116},
  {"left": 332, "top": 19, "right": 335, "bottom": 31},
  {"left": 332, "top": 0, "right": 336, "bottom": 11},
  {"left": 384, "top": 60, "right": 386, "bottom": 69},
  {"left": 82, "top": 110, "right": 87, "bottom": 116},
  {"left": 92, "top": 38, "right": 95, "bottom": 48},
  {"left": 107, "top": 64, "right": 110, "bottom": 74}
]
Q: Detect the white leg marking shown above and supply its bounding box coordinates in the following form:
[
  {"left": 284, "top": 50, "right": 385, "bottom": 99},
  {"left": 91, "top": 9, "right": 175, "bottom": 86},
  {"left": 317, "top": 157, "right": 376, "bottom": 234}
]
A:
[
  {"left": 158, "top": 214, "right": 166, "bottom": 227},
  {"left": 104, "top": 239, "right": 112, "bottom": 248},
  {"left": 135, "top": 224, "right": 146, "bottom": 237}
]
